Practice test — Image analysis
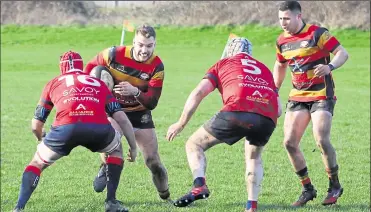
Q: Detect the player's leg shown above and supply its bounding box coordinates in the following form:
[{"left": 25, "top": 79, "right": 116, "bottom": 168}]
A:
[
  {"left": 93, "top": 125, "right": 128, "bottom": 212},
  {"left": 244, "top": 141, "right": 264, "bottom": 212},
  {"left": 93, "top": 117, "right": 123, "bottom": 193},
  {"left": 173, "top": 126, "right": 223, "bottom": 207},
  {"left": 135, "top": 128, "right": 170, "bottom": 200},
  {"left": 284, "top": 101, "right": 316, "bottom": 207},
  {"left": 242, "top": 113, "right": 275, "bottom": 212},
  {"left": 310, "top": 99, "right": 342, "bottom": 205},
  {"left": 14, "top": 142, "right": 63, "bottom": 211}
]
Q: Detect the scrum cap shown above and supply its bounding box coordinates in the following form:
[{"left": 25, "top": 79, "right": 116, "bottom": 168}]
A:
[
  {"left": 59, "top": 51, "right": 83, "bottom": 74},
  {"left": 225, "top": 37, "right": 253, "bottom": 57}
]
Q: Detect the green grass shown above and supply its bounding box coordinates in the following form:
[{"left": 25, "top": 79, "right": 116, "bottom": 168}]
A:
[{"left": 1, "top": 25, "right": 370, "bottom": 212}]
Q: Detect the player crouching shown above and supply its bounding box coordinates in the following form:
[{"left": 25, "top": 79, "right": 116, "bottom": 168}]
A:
[{"left": 13, "top": 51, "right": 137, "bottom": 212}]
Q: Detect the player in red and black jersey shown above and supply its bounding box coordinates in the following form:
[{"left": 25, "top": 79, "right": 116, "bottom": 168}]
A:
[
  {"left": 166, "top": 38, "right": 282, "bottom": 212},
  {"left": 84, "top": 25, "right": 170, "bottom": 201},
  {"left": 273, "top": 1, "right": 349, "bottom": 207},
  {"left": 13, "top": 51, "right": 137, "bottom": 212}
]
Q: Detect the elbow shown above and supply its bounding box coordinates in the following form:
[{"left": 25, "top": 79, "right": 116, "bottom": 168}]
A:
[
  {"left": 145, "top": 101, "right": 158, "bottom": 110},
  {"left": 344, "top": 51, "right": 349, "bottom": 61},
  {"left": 277, "top": 108, "right": 282, "bottom": 118},
  {"left": 31, "top": 118, "right": 44, "bottom": 137},
  {"left": 31, "top": 128, "right": 38, "bottom": 135}
]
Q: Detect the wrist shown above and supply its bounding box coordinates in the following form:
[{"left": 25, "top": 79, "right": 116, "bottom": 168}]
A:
[{"left": 328, "top": 63, "right": 336, "bottom": 71}]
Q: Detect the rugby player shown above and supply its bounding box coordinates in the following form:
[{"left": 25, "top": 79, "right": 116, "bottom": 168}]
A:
[
  {"left": 13, "top": 51, "right": 137, "bottom": 212},
  {"left": 273, "top": 1, "right": 349, "bottom": 206},
  {"left": 84, "top": 24, "right": 170, "bottom": 200},
  {"left": 166, "top": 38, "right": 282, "bottom": 212}
]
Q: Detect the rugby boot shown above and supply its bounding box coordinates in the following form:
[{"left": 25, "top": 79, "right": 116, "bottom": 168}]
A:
[
  {"left": 105, "top": 199, "right": 129, "bottom": 212},
  {"left": 245, "top": 209, "right": 257, "bottom": 212},
  {"left": 93, "top": 163, "right": 107, "bottom": 192},
  {"left": 292, "top": 185, "right": 317, "bottom": 207},
  {"left": 322, "top": 186, "right": 343, "bottom": 205},
  {"left": 173, "top": 185, "right": 210, "bottom": 207}
]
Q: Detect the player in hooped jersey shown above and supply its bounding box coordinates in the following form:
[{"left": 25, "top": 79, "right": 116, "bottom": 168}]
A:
[
  {"left": 13, "top": 51, "right": 137, "bottom": 212},
  {"left": 84, "top": 25, "right": 170, "bottom": 201},
  {"left": 273, "top": 1, "right": 349, "bottom": 207},
  {"left": 166, "top": 38, "right": 282, "bottom": 212}
]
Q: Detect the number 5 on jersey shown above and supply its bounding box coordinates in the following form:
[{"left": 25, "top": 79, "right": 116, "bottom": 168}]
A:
[{"left": 241, "top": 59, "right": 261, "bottom": 75}]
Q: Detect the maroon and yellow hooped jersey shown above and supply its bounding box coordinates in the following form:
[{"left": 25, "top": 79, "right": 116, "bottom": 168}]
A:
[
  {"left": 276, "top": 24, "right": 340, "bottom": 102},
  {"left": 85, "top": 46, "right": 164, "bottom": 112}
]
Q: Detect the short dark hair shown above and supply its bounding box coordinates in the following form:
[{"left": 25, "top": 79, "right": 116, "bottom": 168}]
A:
[
  {"left": 278, "top": 1, "right": 301, "bottom": 13},
  {"left": 135, "top": 24, "right": 156, "bottom": 39}
]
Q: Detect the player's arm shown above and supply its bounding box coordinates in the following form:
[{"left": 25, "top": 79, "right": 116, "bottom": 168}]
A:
[
  {"left": 314, "top": 29, "right": 349, "bottom": 76},
  {"left": 166, "top": 63, "right": 218, "bottom": 141},
  {"left": 273, "top": 43, "right": 289, "bottom": 90},
  {"left": 32, "top": 82, "right": 54, "bottom": 141},
  {"left": 327, "top": 45, "right": 349, "bottom": 70},
  {"left": 135, "top": 64, "right": 165, "bottom": 110},
  {"left": 277, "top": 96, "right": 282, "bottom": 118},
  {"left": 84, "top": 48, "right": 110, "bottom": 74},
  {"left": 166, "top": 79, "right": 215, "bottom": 141},
  {"left": 105, "top": 94, "right": 136, "bottom": 152},
  {"left": 177, "top": 79, "right": 215, "bottom": 128}
]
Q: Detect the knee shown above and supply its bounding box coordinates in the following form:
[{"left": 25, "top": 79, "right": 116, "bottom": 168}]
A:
[
  {"left": 29, "top": 159, "right": 47, "bottom": 171},
  {"left": 145, "top": 155, "right": 163, "bottom": 171},
  {"left": 185, "top": 139, "right": 203, "bottom": 153},
  {"left": 283, "top": 138, "right": 299, "bottom": 153}
]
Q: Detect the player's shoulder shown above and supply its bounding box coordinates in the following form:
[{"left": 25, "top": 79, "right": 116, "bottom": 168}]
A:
[
  {"left": 146, "top": 53, "right": 164, "bottom": 71},
  {"left": 49, "top": 75, "right": 63, "bottom": 84},
  {"left": 306, "top": 24, "right": 333, "bottom": 41}
]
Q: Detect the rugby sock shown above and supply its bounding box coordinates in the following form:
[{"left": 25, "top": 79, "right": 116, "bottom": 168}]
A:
[
  {"left": 246, "top": 200, "right": 257, "bottom": 210},
  {"left": 193, "top": 177, "right": 206, "bottom": 188},
  {"left": 15, "top": 165, "right": 41, "bottom": 209},
  {"left": 326, "top": 165, "right": 340, "bottom": 189},
  {"left": 296, "top": 167, "right": 313, "bottom": 190},
  {"left": 106, "top": 156, "right": 123, "bottom": 201}
]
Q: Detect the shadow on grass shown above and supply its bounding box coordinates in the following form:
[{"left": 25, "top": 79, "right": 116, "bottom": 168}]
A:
[
  {"left": 225, "top": 202, "right": 371, "bottom": 211},
  {"left": 124, "top": 199, "right": 212, "bottom": 211}
]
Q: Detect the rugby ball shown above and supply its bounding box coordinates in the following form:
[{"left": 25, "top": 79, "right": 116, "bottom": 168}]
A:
[{"left": 89, "top": 65, "right": 114, "bottom": 91}]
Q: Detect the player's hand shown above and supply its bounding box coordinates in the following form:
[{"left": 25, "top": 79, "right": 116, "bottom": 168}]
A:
[
  {"left": 113, "top": 82, "right": 139, "bottom": 96},
  {"left": 127, "top": 148, "right": 137, "bottom": 162},
  {"left": 166, "top": 122, "right": 184, "bottom": 141},
  {"left": 313, "top": 64, "right": 331, "bottom": 77}
]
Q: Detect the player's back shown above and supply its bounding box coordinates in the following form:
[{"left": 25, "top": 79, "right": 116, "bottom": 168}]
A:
[
  {"left": 46, "top": 72, "right": 113, "bottom": 126},
  {"left": 215, "top": 52, "right": 278, "bottom": 123}
]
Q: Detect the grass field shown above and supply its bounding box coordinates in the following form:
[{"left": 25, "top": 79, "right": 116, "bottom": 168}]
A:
[{"left": 1, "top": 25, "right": 370, "bottom": 212}]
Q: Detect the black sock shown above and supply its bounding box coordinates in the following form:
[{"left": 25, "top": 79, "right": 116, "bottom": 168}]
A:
[
  {"left": 106, "top": 157, "right": 123, "bottom": 201},
  {"left": 193, "top": 177, "right": 206, "bottom": 188},
  {"left": 296, "top": 167, "right": 313, "bottom": 190},
  {"left": 15, "top": 166, "right": 41, "bottom": 209},
  {"left": 326, "top": 165, "right": 340, "bottom": 189}
]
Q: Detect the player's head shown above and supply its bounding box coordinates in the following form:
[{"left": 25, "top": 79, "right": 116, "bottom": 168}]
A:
[
  {"left": 225, "top": 37, "right": 253, "bottom": 58},
  {"left": 133, "top": 24, "right": 156, "bottom": 62},
  {"left": 278, "top": 1, "right": 302, "bottom": 35},
  {"left": 59, "top": 51, "right": 83, "bottom": 74}
]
